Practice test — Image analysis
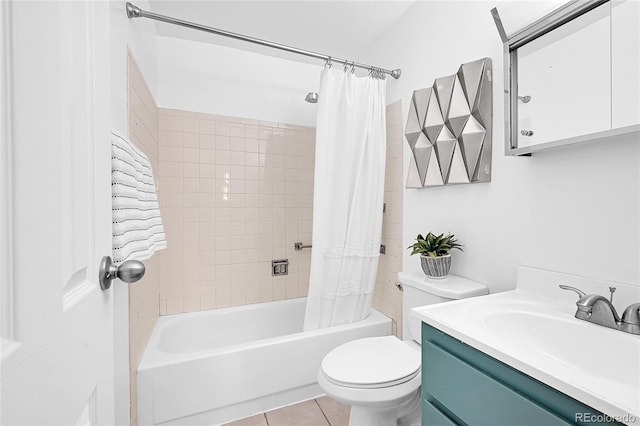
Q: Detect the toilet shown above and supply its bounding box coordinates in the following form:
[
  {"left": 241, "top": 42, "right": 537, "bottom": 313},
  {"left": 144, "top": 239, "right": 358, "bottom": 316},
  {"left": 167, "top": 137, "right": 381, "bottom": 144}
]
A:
[{"left": 318, "top": 271, "right": 488, "bottom": 426}]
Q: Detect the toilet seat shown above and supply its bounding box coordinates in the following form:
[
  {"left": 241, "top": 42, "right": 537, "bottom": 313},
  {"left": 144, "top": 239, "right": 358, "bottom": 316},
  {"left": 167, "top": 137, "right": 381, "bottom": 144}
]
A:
[{"left": 321, "top": 336, "right": 421, "bottom": 389}]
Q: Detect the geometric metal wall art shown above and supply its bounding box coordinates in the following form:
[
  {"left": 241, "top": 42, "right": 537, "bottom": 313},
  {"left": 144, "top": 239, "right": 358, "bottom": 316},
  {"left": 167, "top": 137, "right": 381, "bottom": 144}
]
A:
[{"left": 405, "top": 58, "right": 492, "bottom": 188}]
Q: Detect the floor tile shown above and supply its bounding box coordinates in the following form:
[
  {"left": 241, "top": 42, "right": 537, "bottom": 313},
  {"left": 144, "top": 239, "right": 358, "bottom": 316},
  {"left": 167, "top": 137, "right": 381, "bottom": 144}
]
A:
[
  {"left": 224, "top": 413, "right": 268, "bottom": 426},
  {"left": 316, "top": 396, "right": 350, "bottom": 426},
  {"left": 265, "top": 399, "right": 330, "bottom": 426}
]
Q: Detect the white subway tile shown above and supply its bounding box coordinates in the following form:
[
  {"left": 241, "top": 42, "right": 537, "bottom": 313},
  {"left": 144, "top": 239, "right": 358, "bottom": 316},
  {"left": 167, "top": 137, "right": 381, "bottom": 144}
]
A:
[
  {"left": 183, "top": 163, "right": 199, "bottom": 178},
  {"left": 216, "top": 122, "right": 230, "bottom": 136},
  {"left": 184, "top": 147, "right": 200, "bottom": 163},
  {"left": 183, "top": 132, "right": 199, "bottom": 148},
  {"left": 229, "top": 136, "right": 245, "bottom": 151},
  {"left": 199, "top": 134, "right": 215, "bottom": 149},
  {"left": 230, "top": 151, "right": 245, "bottom": 166},
  {"left": 215, "top": 136, "right": 230, "bottom": 151},
  {"left": 199, "top": 120, "right": 216, "bottom": 135}
]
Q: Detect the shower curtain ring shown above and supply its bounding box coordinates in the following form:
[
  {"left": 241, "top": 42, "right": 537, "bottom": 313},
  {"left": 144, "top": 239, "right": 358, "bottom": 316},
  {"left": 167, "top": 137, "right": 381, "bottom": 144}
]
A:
[
  {"left": 325, "top": 57, "right": 332, "bottom": 68},
  {"left": 350, "top": 62, "right": 356, "bottom": 74}
]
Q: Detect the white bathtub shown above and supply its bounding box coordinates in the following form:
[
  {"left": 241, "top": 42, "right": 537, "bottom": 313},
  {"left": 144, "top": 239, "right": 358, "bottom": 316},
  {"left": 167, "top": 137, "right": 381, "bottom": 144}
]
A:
[{"left": 137, "top": 297, "right": 392, "bottom": 425}]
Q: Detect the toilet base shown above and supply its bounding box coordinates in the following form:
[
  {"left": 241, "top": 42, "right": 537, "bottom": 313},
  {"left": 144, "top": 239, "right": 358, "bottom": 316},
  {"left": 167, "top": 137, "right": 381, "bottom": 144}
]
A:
[{"left": 347, "top": 388, "right": 421, "bottom": 426}]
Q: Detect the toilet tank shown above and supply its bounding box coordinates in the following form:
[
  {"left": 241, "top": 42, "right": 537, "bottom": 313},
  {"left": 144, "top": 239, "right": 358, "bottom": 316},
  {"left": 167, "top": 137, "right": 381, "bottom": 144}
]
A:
[{"left": 398, "top": 271, "right": 489, "bottom": 343}]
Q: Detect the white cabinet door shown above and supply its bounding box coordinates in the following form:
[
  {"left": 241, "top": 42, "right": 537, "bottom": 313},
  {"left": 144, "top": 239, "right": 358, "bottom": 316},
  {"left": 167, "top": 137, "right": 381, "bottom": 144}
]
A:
[
  {"left": 1, "top": 1, "right": 115, "bottom": 425},
  {"left": 516, "top": 2, "right": 612, "bottom": 147},
  {"left": 612, "top": 0, "right": 640, "bottom": 128}
]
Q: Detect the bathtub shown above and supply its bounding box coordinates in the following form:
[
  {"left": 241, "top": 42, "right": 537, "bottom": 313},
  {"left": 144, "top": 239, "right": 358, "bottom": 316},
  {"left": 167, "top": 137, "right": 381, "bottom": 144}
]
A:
[{"left": 137, "top": 297, "right": 392, "bottom": 425}]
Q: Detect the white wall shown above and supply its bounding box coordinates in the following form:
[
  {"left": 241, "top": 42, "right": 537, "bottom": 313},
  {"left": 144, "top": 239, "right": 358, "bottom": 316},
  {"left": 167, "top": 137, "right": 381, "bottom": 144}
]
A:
[
  {"left": 109, "top": 2, "right": 157, "bottom": 424},
  {"left": 111, "top": 1, "right": 157, "bottom": 136},
  {"left": 156, "top": 36, "right": 319, "bottom": 126},
  {"left": 359, "top": 1, "right": 639, "bottom": 293}
]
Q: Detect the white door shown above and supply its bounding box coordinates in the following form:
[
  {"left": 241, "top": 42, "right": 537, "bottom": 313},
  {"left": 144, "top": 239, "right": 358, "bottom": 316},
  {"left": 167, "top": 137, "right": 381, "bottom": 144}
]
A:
[{"left": 1, "top": 1, "right": 116, "bottom": 425}]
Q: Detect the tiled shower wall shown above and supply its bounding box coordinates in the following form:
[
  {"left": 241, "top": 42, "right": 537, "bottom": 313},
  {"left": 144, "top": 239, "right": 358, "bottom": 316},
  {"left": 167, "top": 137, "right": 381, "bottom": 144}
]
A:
[
  {"left": 373, "top": 101, "right": 404, "bottom": 338},
  {"left": 127, "top": 52, "right": 162, "bottom": 426},
  {"left": 157, "top": 109, "right": 315, "bottom": 314}
]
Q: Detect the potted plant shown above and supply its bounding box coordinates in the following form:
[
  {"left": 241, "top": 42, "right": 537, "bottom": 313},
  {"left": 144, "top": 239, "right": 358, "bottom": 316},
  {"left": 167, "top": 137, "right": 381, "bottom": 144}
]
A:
[{"left": 408, "top": 232, "right": 463, "bottom": 279}]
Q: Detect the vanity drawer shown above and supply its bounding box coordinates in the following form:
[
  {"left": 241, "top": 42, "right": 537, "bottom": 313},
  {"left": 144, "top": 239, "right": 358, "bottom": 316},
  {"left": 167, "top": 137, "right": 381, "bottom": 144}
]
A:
[
  {"left": 422, "top": 399, "right": 459, "bottom": 426},
  {"left": 422, "top": 323, "right": 623, "bottom": 426},
  {"left": 423, "top": 340, "right": 572, "bottom": 426}
]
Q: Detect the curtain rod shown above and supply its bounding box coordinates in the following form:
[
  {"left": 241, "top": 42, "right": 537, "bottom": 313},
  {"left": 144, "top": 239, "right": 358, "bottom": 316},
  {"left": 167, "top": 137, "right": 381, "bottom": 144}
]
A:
[{"left": 125, "top": 2, "right": 401, "bottom": 79}]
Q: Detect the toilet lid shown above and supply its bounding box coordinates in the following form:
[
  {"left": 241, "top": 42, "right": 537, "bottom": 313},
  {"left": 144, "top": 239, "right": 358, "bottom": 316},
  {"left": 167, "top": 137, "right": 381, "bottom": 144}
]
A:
[{"left": 321, "top": 336, "right": 420, "bottom": 389}]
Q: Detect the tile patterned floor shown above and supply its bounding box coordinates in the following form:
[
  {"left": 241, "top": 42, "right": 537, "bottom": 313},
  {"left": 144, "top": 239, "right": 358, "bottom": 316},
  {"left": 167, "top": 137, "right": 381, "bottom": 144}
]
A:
[{"left": 224, "top": 396, "right": 350, "bottom": 426}]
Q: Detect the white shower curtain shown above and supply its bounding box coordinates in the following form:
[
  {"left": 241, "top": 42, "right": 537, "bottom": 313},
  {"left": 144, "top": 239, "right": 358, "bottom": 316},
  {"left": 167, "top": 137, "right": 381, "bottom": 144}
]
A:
[{"left": 303, "top": 68, "right": 387, "bottom": 331}]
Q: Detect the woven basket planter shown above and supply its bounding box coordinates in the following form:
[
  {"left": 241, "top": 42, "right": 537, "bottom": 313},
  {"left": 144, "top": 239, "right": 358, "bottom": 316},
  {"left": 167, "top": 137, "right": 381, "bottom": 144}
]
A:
[{"left": 420, "top": 254, "right": 451, "bottom": 279}]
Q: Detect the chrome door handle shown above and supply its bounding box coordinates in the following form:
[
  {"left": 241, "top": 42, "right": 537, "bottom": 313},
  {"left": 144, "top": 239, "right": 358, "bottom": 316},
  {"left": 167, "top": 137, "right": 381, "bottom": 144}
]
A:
[{"left": 99, "top": 256, "right": 145, "bottom": 290}]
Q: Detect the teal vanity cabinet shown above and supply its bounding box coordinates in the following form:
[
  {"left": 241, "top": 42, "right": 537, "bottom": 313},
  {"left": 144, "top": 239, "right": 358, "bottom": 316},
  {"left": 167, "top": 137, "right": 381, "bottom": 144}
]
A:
[{"left": 421, "top": 323, "right": 623, "bottom": 426}]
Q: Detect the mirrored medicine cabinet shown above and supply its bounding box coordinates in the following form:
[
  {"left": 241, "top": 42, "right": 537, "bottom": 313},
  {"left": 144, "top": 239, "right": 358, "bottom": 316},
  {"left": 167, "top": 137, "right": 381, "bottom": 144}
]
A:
[{"left": 492, "top": 0, "right": 640, "bottom": 156}]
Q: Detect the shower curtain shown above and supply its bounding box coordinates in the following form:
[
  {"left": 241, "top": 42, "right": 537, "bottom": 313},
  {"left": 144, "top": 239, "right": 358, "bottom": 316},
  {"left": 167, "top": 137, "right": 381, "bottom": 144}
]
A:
[{"left": 303, "top": 67, "right": 387, "bottom": 330}]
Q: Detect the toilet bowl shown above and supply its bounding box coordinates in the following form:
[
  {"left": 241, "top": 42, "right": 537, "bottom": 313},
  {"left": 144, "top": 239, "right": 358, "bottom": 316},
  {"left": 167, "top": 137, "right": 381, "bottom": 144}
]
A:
[
  {"left": 318, "top": 336, "right": 421, "bottom": 426},
  {"left": 318, "top": 272, "right": 489, "bottom": 426}
]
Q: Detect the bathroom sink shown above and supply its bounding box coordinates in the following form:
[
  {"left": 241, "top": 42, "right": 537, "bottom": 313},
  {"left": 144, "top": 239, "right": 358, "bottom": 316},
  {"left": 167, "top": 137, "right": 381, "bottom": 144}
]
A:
[
  {"left": 481, "top": 309, "right": 640, "bottom": 388},
  {"left": 412, "top": 267, "right": 640, "bottom": 422}
]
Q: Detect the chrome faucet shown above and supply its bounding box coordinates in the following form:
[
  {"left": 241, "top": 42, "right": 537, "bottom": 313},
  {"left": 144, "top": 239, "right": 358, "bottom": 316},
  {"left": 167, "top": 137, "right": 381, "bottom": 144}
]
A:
[
  {"left": 559, "top": 285, "right": 640, "bottom": 335},
  {"left": 621, "top": 303, "right": 640, "bottom": 334}
]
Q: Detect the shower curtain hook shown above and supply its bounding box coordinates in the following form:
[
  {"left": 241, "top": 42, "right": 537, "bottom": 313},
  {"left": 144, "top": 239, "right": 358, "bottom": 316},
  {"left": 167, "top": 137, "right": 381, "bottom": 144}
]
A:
[
  {"left": 350, "top": 62, "right": 356, "bottom": 74},
  {"left": 325, "top": 56, "right": 332, "bottom": 69}
]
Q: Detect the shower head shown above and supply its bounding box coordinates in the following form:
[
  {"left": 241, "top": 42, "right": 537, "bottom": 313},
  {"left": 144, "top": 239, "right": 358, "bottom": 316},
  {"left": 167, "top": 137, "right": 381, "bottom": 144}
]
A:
[{"left": 305, "top": 92, "right": 318, "bottom": 103}]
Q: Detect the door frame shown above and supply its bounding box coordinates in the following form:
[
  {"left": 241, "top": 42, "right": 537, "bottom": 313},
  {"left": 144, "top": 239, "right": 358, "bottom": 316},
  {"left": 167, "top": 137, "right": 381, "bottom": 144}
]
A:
[{"left": 1, "top": 0, "right": 16, "bottom": 352}]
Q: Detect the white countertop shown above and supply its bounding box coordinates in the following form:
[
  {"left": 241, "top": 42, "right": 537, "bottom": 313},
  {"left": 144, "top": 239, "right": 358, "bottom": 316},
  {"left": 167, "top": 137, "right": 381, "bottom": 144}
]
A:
[{"left": 412, "top": 267, "right": 640, "bottom": 422}]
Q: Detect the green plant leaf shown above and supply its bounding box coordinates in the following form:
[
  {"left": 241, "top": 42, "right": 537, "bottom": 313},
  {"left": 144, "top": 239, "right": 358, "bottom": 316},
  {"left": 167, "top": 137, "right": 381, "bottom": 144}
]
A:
[{"left": 407, "top": 231, "right": 464, "bottom": 256}]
